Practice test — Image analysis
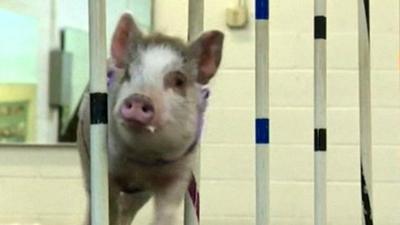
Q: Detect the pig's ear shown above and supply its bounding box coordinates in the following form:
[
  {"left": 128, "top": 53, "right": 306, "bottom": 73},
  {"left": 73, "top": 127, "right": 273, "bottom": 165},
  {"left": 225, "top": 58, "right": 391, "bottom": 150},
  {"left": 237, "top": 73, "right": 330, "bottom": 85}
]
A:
[
  {"left": 190, "top": 31, "right": 224, "bottom": 84},
  {"left": 111, "top": 13, "right": 142, "bottom": 68}
]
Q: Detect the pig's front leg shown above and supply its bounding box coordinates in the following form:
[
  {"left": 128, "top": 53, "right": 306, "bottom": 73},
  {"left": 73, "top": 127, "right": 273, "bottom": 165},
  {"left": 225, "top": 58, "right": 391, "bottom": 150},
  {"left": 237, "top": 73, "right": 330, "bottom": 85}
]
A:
[
  {"left": 152, "top": 178, "right": 191, "bottom": 225},
  {"left": 109, "top": 181, "right": 123, "bottom": 225},
  {"left": 117, "top": 191, "right": 151, "bottom": 225},
  {"left": 108, "top": 178, "right": 152, "bottom": 225}
]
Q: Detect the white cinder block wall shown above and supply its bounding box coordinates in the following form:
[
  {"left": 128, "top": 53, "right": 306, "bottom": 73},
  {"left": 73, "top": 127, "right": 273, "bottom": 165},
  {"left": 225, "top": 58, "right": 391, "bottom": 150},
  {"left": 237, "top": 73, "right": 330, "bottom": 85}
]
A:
[
  {"left": 0, "top": 0, "right": 399, "bottom": 225},
  {"left": 196, "top": 0, "right": 399, "bottom": 225}
]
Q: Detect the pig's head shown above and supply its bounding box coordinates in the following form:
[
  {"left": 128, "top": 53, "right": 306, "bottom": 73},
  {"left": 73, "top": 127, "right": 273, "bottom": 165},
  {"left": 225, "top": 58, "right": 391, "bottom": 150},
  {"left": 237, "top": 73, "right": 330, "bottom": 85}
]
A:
[{"left": 108, "top": 13, "right": 223, "bottom": 161}]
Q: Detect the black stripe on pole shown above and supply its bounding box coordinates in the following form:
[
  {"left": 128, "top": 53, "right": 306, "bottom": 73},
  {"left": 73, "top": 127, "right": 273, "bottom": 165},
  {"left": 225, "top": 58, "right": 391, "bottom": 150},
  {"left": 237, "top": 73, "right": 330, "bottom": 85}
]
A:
[
  {"left": 363, "top": 0, "right": 370, "bottom": 37},
  {"left": 90, "top": 93, "right": 108, "bottom": 124},
  {"left": 314, "top": 16, "right": 327, "bottom": 39},
  {"left": 314, "top": 129, "right": 327, "bottom": 151},
  {"left": 361, "top": 166, "right": 373, "bottom": 225}
]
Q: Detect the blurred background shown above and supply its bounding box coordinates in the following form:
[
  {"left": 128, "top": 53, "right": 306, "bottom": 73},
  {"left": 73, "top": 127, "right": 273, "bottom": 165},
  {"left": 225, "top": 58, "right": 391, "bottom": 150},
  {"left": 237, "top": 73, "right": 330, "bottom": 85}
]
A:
[{"left": 0, "top": 0, "right": 399, "bottom": 225}]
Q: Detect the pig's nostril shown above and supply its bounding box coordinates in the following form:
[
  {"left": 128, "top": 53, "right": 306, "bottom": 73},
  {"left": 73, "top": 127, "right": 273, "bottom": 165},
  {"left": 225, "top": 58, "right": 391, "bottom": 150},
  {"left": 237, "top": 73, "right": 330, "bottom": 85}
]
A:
[
  {"left": 142, "top": 104, "right": 154, "bottom": 114},
  {"left": 126, "top": 103, "right": 132, "bottom": 109}
]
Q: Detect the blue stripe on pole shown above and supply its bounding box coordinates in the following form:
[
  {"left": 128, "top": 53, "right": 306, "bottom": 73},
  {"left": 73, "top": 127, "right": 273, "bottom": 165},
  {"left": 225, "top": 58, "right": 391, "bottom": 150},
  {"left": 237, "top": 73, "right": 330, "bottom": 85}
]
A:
[
  {"left": 255, "top": 0, "right": 269, "bottom": 20},
  {"left": 256, "top": 118, "right": 269, "bottom": 144}
]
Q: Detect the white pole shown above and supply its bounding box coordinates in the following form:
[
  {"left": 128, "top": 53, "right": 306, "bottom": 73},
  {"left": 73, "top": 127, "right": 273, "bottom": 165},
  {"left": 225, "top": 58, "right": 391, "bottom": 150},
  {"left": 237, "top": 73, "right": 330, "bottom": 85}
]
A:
[
  {"left": 314, "top": 1, "right": 327, "bottom": 225},
  {"left": 88, "top": 1, "right": 109, "bottom": 225},
  {"left": 184, "top": 0, "right": 203, "bottom": 224},
  {"left": 358, "top": 0, "right": 374, "bottom": 224},
  {"left": 255, "top": 1, "right": 269, "bottom": 225}
]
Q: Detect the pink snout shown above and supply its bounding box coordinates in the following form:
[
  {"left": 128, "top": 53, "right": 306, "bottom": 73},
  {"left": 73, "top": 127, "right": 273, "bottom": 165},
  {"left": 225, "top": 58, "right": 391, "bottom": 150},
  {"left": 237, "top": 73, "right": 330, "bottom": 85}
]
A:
[{"left": 120, "top": 94, "right": 155, "bottom": 125}]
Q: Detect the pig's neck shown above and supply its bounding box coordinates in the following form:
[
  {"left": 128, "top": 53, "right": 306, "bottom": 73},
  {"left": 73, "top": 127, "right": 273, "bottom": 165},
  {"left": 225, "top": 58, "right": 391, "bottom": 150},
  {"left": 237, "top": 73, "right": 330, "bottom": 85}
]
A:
[{"left": 108, "top": 128, "right": 197, "bottom": 167}]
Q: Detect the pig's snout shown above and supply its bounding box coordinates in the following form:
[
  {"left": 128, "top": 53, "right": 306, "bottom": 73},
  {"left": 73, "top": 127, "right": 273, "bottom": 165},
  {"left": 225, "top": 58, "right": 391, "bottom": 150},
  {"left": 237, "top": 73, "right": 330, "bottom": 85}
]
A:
[{"left": 120, "top": 94, "right": 155, "bottom": 125}]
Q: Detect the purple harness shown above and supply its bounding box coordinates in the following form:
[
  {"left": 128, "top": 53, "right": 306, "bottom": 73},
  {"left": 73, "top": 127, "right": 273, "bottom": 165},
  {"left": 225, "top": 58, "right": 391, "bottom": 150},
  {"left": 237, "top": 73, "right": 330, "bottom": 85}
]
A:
[{"left": 107, "top": 69, "right": 209, "bottom": 166}]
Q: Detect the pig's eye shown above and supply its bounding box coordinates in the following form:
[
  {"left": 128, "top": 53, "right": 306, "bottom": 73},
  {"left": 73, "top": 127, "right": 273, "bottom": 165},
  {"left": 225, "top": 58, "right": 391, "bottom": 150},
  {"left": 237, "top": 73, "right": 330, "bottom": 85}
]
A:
[
  {"left": 121, "top": 70, "right": 131, "bottom": 82},
  {"left": 164, "top": 71, "right": 188, "bottom": 94},
  {"left": 174, "top": 76, "right": 186, "bottom": 88},
  {"left": 168, "top": 71, "right": 187, "bottom": 88}
]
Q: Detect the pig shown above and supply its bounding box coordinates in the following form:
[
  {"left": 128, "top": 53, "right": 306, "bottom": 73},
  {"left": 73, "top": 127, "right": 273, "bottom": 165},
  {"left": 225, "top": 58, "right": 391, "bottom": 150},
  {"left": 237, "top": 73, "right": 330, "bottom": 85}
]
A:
[{"left": 77, "top": 13, "right": 224, "bottom": 225}]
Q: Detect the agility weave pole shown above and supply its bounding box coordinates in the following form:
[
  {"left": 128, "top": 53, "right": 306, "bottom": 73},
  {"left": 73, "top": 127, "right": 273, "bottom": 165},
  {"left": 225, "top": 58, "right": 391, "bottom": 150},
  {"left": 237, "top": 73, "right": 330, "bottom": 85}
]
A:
[
  {"left": 358, "top": 0, "right": 374, "bottom": 224},
  {"left": 314, "top": 0, "right": 327, "bottom": 225},
  {"left": 184, "top": 0, "right": 204, "bottom": 224},
  {"left": 255, "top": 1, "right": 270, "bottom": 225},
  {"left": 88, "top": 0, "right": 109, "bottom": 225}
]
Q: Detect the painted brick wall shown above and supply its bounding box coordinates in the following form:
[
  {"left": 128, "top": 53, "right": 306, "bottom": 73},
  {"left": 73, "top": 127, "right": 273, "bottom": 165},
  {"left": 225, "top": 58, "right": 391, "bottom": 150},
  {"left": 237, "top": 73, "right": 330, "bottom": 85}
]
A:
[{"left": 0, "top": 0, "right": 398, "bottom": 225}]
